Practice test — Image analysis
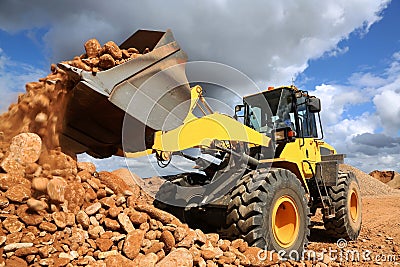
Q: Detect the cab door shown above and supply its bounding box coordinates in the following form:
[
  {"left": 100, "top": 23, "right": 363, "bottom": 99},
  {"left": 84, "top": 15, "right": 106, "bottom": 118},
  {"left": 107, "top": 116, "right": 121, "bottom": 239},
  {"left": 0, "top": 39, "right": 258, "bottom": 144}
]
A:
[{"left": 296, "top": 97, "right": 320, "bottom": 177}]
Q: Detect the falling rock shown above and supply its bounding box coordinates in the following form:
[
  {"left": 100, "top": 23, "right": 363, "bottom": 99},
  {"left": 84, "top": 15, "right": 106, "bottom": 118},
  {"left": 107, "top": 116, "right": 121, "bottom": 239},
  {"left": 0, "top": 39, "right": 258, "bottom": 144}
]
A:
[
  {"left": 5, "top": 184, "right": 31, "bottom": 203},
  {"left": 16, "top": 204, "right": 43, "bottom": 226},
  {"left": 64, "top": 182, "right": 85, "bottom": 212},
  {"left": 4, "top": 242, "right": 33, "bottom": 252},
  {"left": 118, "top": 213, "right": 135, "bottom": 233},
  {"left": 39, "top": 221, "right": 57, "bottom": 232},
  {"left": 85, "top": 202, "right": 102, "bottom": 215},
  {"left": 76, "top": 210, "right": 90, "bottom": 229},
  {"left": 52, "top": 211, "right": 67, "bottom": 229},
  {"left": 99, "top": 54, "right": 115, "bottom": 69},
  {"left": 138, "top": 252, "right": 158, "bottom": 267},
  {"left": 31, "top": 177, "right": 49, "bottom": 192},
  {"left": 77, "top": 161, "right": 97, "bottom": 174},
  {"left": 136, "top": 204, "right": 181, "bottom": 226},
  {"left": 47, "top": 177, "right": 67, "bottom": 202},
  {"left": 156, "top": 248, "right": 193, "bottom": 267},
  {"left": 39, "top": 149, "right": 77, "bottom": 179},
  {"left": 8, "top": 133, "right": 42, "bottom": 165},
  {"left": 97, "top": 250, "right": 119, "bottom": 259},
  {"left": 103, "top": 41, "right": 123, "bottom": 60},
  {"left": 123, "top": 230, "right": 145, "bottom": 259},
  {"left": 5, "top": 256, "right": 28, "bottom": 267},
  {"left": 104, "top": 254, "right": 133, "bottom": 266},
  {"left": 98, "top": 171, "right": 131, "bottom": 195},
  {"left": 84, "top": 39, "right": 102, "bottom": 58},
  {"left": 27, "top": 198, "right": 48, "bottom": 211},
  {"left": 2, "top": 217, "right": 24, "bottom": 233},
  {"left": 160, "top": 230, "right": 175, "bottom": 253}
]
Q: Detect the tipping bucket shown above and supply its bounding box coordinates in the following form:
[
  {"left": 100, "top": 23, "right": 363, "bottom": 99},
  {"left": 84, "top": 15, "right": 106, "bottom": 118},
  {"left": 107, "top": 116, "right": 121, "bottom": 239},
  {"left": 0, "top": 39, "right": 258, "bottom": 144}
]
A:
[{"left": 58, "top": 29, "right": 191, "bottom": 158}]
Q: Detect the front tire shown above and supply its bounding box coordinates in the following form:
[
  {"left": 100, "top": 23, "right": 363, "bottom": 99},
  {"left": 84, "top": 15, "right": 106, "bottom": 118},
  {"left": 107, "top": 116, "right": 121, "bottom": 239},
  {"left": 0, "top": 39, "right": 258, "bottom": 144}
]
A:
[
  {"left": 323, "top": 171, "right": 362, "bottom": 240},
  {"left": 226, "top": 168, "right": 310, "bottom": 254}
]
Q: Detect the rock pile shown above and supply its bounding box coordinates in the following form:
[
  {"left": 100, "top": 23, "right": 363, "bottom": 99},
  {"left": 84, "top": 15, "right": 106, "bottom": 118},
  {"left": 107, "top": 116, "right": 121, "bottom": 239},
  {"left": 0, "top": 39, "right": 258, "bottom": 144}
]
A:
[
  {"left": 340, "top": 164, "right": 398, "bottom": 196},
  {"left": 369, "top": 170, "right": 400, "bottom": 190},
  {"left": 0, "top": 132, "right": 280, "bottom": 267},
  {"left": 66, "top": 39, "right": 143, "bottom": 72}
]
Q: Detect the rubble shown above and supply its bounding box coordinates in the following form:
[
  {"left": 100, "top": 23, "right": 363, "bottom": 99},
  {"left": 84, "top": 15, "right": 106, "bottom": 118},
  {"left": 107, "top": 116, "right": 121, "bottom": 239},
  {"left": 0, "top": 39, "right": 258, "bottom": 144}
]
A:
[{"left": 0, "top": 131, "right": 284, "bottom": 266}]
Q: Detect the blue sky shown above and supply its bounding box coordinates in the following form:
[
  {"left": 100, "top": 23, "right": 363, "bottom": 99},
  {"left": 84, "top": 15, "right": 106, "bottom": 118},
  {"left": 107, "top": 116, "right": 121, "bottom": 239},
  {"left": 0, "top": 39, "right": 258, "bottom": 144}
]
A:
[{"left": 0, "top": 0, "right": 399, "bottom": 174}]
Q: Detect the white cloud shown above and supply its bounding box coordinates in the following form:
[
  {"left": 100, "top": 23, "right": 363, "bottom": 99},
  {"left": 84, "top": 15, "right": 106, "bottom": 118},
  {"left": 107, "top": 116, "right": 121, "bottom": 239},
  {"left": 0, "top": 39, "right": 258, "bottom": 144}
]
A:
[
  {"left": 0, "top": 48, "right": 47, "bottom": 113},
  {"left": 373, "top": 87, "right": 400, "bottom": 134},
  {"left": 0, "top": 0, "right": 390, "bottom": 87},
  {"left": 313, "top": 84, "right": 369, "bottom": 126},
  {"left": 312, "top": 50, "right": 400, "bottom": 172}
]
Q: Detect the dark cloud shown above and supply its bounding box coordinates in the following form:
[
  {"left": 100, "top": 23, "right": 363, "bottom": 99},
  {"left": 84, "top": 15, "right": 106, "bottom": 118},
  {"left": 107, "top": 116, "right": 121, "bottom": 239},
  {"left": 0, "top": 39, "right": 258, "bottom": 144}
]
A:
[{"left": 352, "top": 132, "right": 400, "bottom": 148}]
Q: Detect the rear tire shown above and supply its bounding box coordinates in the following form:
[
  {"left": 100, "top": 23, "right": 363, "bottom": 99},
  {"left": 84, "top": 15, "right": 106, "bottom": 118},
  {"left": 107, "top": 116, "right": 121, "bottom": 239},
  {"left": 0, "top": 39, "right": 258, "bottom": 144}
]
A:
[
  {"left": 323, "top": 171, "right": 362, "bottom": 240},
  {"left": 226, "top": 168, "right": 310, "bottom": 255}
]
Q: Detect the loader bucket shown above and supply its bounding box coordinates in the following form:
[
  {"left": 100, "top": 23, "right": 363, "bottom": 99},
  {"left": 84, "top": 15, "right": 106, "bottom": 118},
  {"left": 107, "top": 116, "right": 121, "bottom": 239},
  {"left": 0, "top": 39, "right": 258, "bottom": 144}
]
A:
[{"left": 58, "top": 29, "right": 191, "bottom": 158}]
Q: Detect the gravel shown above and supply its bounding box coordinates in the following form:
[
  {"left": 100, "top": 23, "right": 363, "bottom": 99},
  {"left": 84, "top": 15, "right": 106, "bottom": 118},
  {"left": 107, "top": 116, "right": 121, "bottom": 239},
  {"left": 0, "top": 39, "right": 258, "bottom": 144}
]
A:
[{"left": 340, "top": 164, "right": 399, "bottom": 196}]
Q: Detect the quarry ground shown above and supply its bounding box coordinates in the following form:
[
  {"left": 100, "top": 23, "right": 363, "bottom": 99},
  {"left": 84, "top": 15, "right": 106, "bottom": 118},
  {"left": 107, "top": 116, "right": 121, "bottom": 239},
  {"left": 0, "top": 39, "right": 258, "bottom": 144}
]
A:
[{"left": 308, "top": 194, "right": 400, "bottom": 266}]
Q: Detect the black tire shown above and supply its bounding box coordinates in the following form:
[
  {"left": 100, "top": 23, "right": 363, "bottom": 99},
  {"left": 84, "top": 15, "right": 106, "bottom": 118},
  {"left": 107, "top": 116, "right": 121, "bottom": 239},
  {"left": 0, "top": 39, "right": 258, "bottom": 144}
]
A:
[
  {"left": 323, "top": 171, "right": 362, "bottom": 240},
  {"left": 226, "top": 168, "right": 310, "bottom": 254}
]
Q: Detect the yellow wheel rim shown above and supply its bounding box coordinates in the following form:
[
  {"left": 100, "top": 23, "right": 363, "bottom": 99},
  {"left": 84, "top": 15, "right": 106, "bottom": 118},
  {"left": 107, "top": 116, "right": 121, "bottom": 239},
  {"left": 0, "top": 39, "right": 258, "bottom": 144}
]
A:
[
  {"left": 349, "top": 188, "right": 359, "bottom": 223},
  {"left": 271, "top": 195, "right": 300, "bottom": 248}
]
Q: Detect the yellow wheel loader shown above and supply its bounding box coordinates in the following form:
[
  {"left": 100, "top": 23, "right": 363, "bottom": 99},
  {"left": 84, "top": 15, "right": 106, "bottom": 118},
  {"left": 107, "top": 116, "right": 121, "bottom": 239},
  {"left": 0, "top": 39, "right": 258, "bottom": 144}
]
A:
[{"left": 58, "top": 29, "right": 362, "bottom": 254}]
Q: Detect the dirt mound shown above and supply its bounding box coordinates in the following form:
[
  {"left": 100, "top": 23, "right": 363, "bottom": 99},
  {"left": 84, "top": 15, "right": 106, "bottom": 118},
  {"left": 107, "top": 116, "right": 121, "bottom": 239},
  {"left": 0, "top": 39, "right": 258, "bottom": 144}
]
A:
[
  {"left": 369, "top": 170, "right": 400, "bottom": 190},
  {"left": 340, "top": 164, "right": 397, "bottom": 196},
  {"left": 387, "top": 172, "right": 400, "bottom": 189},
  {"left": 369, "top": 170, "right": 395, "bottom": 183}
]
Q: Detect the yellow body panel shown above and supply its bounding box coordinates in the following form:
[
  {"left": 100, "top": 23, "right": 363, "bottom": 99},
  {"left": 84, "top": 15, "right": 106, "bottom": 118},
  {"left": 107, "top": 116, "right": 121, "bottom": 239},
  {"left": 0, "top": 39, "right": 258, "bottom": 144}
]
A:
[
  {"left": 124, "top": 149, "right": 153, "bottom": 158},
  {"left": 259, "top": 138, "right": 337, "bottom": 193},
  {"left": 153, "top": 113, "right": 271, "bottom": 152},
  {"left": 125, "top": 86, "right": 270, "bottom": 157}
]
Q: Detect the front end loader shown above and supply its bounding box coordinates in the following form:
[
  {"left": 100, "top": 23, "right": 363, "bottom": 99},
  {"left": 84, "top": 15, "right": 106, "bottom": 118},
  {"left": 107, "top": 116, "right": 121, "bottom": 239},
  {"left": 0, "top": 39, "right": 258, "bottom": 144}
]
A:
[{"left": 59, "top": 29, "right": 362, "bottom": 254}]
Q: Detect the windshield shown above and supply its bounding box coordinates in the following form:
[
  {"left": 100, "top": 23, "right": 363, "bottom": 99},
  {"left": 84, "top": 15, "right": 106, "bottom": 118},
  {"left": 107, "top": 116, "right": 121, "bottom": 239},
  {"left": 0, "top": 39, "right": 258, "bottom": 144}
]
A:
[
  {"left": 243, "top": 88, "right": 319, "bottom": 138},
  {"left": 244, "top": 89, "right": 295, "bottom": 135}
]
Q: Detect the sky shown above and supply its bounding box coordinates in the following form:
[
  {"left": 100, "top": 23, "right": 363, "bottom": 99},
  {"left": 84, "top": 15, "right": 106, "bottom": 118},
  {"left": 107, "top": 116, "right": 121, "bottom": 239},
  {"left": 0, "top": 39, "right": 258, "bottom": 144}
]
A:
[{"left": 0, "top": 0, "right": 399, "bottom": 174}]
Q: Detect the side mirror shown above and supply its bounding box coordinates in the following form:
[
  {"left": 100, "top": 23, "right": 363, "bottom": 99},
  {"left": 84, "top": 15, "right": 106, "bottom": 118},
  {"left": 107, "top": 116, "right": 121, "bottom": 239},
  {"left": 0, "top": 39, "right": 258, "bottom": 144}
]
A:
[
  {"left": 235, "top": 105, "right": 244, "bottom": 112},
  {"left": 234, "top": 104, "right": 245, "bottom": 120},
  {"left": 307, "top": 97, "right": 321, "bottom": 113}
]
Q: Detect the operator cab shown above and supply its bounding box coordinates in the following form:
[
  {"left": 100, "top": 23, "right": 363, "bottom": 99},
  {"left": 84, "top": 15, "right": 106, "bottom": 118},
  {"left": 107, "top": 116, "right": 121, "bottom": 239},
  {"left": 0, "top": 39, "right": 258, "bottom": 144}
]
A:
[{"left": 238, "top": 86, "right": 322, "bottom": 143}]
